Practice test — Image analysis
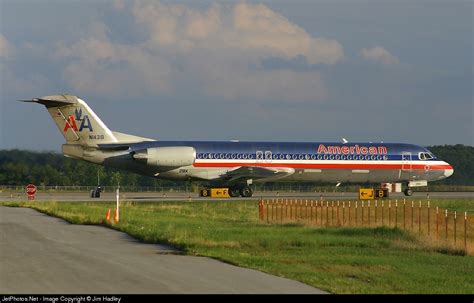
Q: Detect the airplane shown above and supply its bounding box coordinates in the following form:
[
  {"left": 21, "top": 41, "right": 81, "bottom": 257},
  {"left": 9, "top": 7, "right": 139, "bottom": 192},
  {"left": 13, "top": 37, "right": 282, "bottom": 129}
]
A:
[{"left": 22, "top": 94, "right": 454, "bottom": 197}]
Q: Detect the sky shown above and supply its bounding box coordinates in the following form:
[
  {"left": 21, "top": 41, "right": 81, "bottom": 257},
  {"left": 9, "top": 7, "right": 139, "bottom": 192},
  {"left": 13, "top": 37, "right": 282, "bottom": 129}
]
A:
[{"left": 0, "top": 0, "right": 472, "bottom": 152}]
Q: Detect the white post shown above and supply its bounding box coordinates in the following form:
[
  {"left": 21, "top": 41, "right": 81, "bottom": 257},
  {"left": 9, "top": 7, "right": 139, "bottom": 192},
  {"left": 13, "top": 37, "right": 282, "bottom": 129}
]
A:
[{"left": 115, "top": 187, "right": 120, "bottom": 223}]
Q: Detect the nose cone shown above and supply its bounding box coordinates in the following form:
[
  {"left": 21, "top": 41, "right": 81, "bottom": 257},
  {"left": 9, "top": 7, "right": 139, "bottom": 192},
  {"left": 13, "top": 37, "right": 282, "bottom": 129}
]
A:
[{"left": 444, "top": 163, "right": 454, "bottom": 178}]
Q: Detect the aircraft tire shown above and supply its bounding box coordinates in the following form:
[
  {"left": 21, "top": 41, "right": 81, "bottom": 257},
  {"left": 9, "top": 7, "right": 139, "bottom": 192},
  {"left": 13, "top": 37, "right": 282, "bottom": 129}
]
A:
[
  {"left": 229, "top": 187, "right": 240, "bottom": 197},
  {"left": 404, "top": 188, "right": 413, "bottom": 196},
  {"left": 240, "top": 186, "right": 253, "bottom": 198}
]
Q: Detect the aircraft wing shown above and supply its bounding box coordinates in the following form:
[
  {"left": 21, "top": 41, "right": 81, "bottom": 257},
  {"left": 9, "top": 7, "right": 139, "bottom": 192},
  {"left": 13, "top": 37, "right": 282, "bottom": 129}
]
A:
[{"left": 222, "top": 166, "right": 295, "bottom": 183}]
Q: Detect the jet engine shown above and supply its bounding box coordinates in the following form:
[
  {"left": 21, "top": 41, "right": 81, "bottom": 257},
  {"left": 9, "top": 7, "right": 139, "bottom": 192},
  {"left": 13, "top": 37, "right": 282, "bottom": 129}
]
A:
[{"left": 132, "top": 146, "right": 196, "bottom": 168}]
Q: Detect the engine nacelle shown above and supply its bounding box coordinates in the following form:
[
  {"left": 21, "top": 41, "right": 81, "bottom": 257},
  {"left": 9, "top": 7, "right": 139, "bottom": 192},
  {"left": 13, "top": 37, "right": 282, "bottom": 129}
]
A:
[{"left": 132, "top": 146, "right": 196, "bottom": 168}]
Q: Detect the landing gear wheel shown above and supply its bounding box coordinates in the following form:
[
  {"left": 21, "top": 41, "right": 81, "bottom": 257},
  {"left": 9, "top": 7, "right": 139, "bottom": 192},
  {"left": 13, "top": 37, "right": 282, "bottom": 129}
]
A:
[
  {"left": 229, "top": 187, "right": 240, "bottom": 197},
  {"left": 240, "top": 186, "right": 253, "bottom": 198},
  {"left": 404, "top": 188, "right": 413, "bottom": 196}
]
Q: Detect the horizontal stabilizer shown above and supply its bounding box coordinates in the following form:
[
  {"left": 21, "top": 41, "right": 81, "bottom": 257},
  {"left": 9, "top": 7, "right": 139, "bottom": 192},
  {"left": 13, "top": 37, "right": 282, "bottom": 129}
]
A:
[{"left": 19, "top": 95, "right": 78, "bottom": 107}]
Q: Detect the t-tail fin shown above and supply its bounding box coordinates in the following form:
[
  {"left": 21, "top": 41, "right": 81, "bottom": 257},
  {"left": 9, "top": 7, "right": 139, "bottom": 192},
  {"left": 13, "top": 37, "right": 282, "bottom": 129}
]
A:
[{"left": 21, "top": 94, "right": 151, "bottom": 147}]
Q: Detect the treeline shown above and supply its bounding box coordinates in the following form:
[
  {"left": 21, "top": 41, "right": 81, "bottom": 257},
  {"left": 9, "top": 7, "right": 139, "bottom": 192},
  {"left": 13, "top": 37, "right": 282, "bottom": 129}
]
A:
[
  {"left": 0, "top": 149, "right": 180, "bottom": 187},
  {"left": 0, "top": 145, "right": 473, "bottom": 186},
  {"left": 426, "top": 144, "right": 474, "bottom": 185}
]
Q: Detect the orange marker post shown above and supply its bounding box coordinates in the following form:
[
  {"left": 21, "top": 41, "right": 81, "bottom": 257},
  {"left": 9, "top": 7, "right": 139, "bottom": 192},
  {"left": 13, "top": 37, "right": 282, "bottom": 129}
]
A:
[
  {"left": 436, "top": 206, "right": 439, "bottom": 239},
  {"left": 388, "top": 200, "right": 392, "bottom": 227},
  {"left": 331, "top": 201, "right": 335, "bottom": 226},
  {"left": 427, "top": 201, "right": 431, "bottom": 235},
  {"left": 454, "top": 211, "right": 457, "bottom": 245},
  {"left": 348, "top": 201, "right": 351, "bottom": 226},
  {"left": 266, "top": 201, "right": 270, "bottom": 223},
  {"left": 361, "top": 201, "right": 364, "bottom": 226},
  {"left": 337, "top": 201, "right": 340, "bottom": 226},
  {"left": 326, "top": 201, "right": 329, "bottom": 227},
  {"left": 342, "top": 201, "right": 345, "bottom": 226},
  {"left": 395, "top": 200, "right": 398, "bottom": 228},
  {"left": 381, "top": 200, "right": 384, "bottom": 226},
  {"left": 418, "top": 201, "right": 422, "bottom": 234},
  {"left": 375, "top": 200, "right": 378, "bottom": 226},
  {"left": 367, "top": 200, "right": 371, "bottom": 227},
  {"left": 355, "top": 201, "right": 358, "bottom": 226},
  {"left": 403, "top": 200, "right": 406, "bottom": 229},
  {"left": 445, "top": 209, "right": 448, "bottom": 241}
]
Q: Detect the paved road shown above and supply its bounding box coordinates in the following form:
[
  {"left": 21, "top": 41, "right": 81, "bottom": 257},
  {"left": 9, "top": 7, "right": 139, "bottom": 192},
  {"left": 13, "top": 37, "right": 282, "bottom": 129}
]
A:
[
  {"left": 0, "top": 206, "right": 325, "bottom": 294},
  {"left": 0, "top": 191, "right": 472, "bottom": 202}
]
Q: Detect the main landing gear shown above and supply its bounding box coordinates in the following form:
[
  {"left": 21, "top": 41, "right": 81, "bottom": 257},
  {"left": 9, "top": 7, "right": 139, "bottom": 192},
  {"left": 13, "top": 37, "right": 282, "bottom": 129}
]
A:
[{"left": 229, "top": 186, "right": 253, "bottom": 198}]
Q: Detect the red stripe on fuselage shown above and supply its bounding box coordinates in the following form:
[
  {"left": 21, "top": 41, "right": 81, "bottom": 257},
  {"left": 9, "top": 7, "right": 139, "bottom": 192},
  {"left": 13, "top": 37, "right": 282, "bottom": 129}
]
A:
[{"left": 192, "top": 162, "right": 451, "bottom": 170}]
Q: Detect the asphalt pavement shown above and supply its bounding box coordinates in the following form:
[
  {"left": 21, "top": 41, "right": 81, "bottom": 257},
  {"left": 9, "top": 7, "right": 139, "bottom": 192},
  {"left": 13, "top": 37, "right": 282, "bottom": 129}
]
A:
[
  {"left": 0, "top": 190, "right": 472, "bottom": 202},
  {"left": 0, "top": 206, "right": 325, "bottom": 294}
]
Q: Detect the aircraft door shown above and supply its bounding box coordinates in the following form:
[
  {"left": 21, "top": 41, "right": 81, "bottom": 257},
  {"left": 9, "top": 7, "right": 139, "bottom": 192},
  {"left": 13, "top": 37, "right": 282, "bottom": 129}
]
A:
[{"left": 402, "top": 152, "right": 412, "bottom": 171}]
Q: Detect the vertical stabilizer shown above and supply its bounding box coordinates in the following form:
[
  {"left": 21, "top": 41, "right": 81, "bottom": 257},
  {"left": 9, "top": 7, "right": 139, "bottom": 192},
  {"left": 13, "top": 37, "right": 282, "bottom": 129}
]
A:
[{"left": 22, "top": 94, "right": 118, "bottom": 146}]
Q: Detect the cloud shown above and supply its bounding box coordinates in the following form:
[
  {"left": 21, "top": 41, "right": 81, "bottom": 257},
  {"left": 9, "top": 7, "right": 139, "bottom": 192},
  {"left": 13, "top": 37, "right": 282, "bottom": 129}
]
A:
[
  {"left": 132, "top": 2, "right": 343, "bottom": 64},
  {"left": 54, "top": 1, "right": 343, "bottom": 102},
  {"left": 360, "top": 46, "right": 399, "bottom": 66},
  {"left": 0, "top": 34, "right": 13, "bottom": 58},
  {"left": 112, "top": 0, "right": 126, "bottom": 10}
]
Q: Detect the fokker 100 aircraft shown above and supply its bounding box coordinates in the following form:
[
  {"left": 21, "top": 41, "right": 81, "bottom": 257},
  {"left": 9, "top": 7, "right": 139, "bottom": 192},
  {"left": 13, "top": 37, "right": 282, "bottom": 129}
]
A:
[{"left": 22, "top": 95, "right": 454, "bottom": 197}]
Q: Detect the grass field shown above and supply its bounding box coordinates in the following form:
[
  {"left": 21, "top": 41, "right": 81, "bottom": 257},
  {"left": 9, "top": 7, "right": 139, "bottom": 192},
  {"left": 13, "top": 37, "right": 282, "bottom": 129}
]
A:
[{"left": 1, "top": 198, "right": 473, "bottom": 294}]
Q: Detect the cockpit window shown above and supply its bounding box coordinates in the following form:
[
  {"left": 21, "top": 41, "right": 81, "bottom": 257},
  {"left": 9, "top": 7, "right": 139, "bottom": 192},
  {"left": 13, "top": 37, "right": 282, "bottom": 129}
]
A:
[{"left": 419, "top": 152, "right": 434, "bottom": 160}]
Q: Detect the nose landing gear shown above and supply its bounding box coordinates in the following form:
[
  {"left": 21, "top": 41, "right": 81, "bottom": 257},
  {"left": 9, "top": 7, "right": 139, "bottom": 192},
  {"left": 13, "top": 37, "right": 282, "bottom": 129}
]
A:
[{"left": 403, "top": 188, "right": 413, "bottom": 196}]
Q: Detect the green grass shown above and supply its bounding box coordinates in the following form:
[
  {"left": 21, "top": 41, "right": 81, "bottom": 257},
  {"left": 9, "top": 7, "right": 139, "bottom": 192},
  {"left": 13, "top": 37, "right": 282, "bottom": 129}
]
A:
[{"left": 1, "top": 199, "right": 473, "bottom": 294}]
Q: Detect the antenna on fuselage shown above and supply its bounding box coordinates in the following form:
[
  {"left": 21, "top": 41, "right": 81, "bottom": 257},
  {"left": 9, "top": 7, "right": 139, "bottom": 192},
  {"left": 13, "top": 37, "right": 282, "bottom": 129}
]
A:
[{"left": 342, "top": 138, "right": 348, "bottom": 144}]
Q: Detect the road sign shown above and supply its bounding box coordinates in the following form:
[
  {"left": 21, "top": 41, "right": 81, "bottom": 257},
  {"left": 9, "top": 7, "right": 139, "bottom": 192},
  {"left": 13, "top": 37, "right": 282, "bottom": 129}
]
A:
[
  {"left": 25, "top": 184, "right": 37, "bottom": 200},
  {"left": 199, "top": 188, "right": 230, "bottom": 198},
  {"left": 359, "top": 188, "right": 374, "bottom": 200},
  {"left": 375, "top": 188, "right": 389, "bottom": 198},
  {"left": 210, "top": 188, "right": 230, "bottom": 198},
  {"left": 200, "top": 189, "right": 210, "bottom": 197}
]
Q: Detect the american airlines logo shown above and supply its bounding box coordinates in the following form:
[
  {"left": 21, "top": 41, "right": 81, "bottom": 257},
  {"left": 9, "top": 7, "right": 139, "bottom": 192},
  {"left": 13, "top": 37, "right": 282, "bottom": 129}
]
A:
[
  {"left": 63, "top": 108, "right": 93, "bottom": 132},
  {"left": 317, "top": 144, "right": 387, "bottom": 155}
]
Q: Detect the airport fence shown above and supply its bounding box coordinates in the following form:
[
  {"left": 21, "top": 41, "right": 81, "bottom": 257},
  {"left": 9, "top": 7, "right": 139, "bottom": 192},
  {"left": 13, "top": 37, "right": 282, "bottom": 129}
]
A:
[{"left": 258, "top": 198, "right": 473, "bottom": 254}]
